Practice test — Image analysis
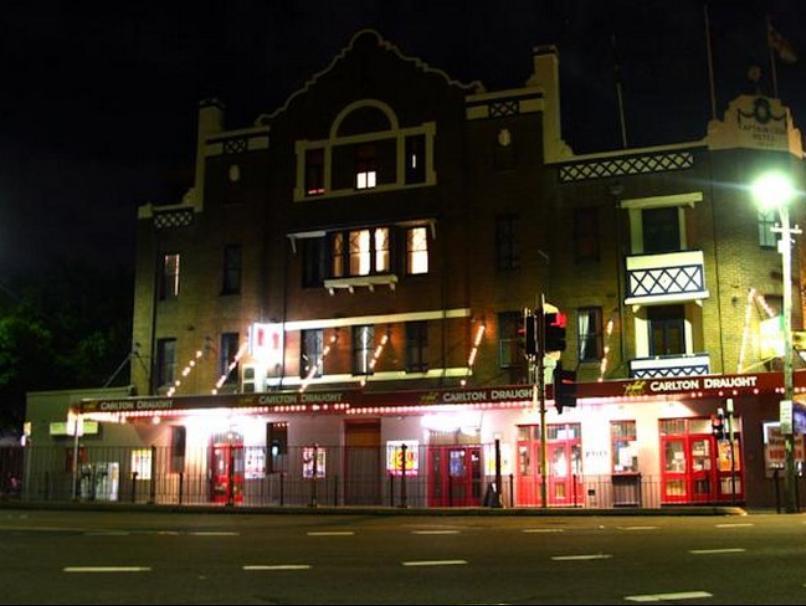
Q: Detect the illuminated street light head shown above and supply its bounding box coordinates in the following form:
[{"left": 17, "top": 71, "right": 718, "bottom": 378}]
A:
[{"left": 752, "top": 171, "right": 796, "bottom": 211}]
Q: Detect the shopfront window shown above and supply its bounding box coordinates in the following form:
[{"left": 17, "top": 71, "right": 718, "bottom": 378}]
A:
[{"left": 611, "top": 420, "right": 638, "bottom": 474}]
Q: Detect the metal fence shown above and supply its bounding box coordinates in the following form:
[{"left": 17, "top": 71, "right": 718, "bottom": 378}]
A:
[{"left": 10, "top": 443, "right": 694, "bottom": 509}]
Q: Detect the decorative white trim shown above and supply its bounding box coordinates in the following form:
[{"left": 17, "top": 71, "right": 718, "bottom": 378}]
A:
[
  {"left": 284, "top": 308, "right": 471, "bottom": 332},
  {"left": 465, "top": 86, "right": 542, "bottom": 103},
  {"left": 620, "top": 192, "right": 703, "bottom": 210},
  {"left": 255, "top": 29, "right": 484, "bottom": 125},
  {"left": 324, "top": 274, "right": 399, "bottom": 294},
  {"left": 629, "top": 353, "right": 710, "bottom": 371},
  {"left": 265, "top": 367, "right": 470, "bottom": 387},
  {"left": 549, "top": 141, "right": 705, "bottom": 165},
  {"left": 329, "top": 99, "right": 399, "bottom": 139},
  {"left": 626, "top": 250, "right": 705, "bottom": 271},
  {"left": 625, "top": 291, "right": 710, "bottom": 307}
]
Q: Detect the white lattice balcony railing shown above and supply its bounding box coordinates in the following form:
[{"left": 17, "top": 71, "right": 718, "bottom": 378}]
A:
[
  {"left": 625, "top": 250, "right": 709, "bottom": 306},
  {"left": 629, "top": 353, "right": 711, "bottom": 379}
]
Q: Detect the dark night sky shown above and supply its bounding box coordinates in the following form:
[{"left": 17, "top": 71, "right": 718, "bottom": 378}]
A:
[{"left": 1, "top": 1, "right": 805, "bottom": 279}]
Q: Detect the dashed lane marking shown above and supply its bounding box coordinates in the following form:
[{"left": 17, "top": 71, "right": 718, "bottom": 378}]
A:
[
  {"left": 412, "top": 530, "right": 461, "bottom": 535},
  {"left": 63, "top": 566, "right": 151, "bottom": 573},
  {"left": 715, "top": 523, "right": 754, "bottom": 528},
  {"left": 190, "top": 531, "right": 239, "bottom": 536},
  {"left": 402, "top": 560, "right": 468, "bottom": 567},
  {"left": 306, "top": 531, "right": 355, "bottom": 536},
  {"left": 689, "top": 548, "right": 746, "bottom": 555},
  {"left": 551, "top": 553, "right": 613, "bottom": 562},
  {"left": 243, "top": 565, "right": 312, "bottom": 571},
  {"left": 624, "top": 591, "right": 713, "bottom": 602},
  {"left": 522, "top": 528, "right": 565, "bottom": 533},
  {"left": 618, "top": 526, "right": 659, "bottom": 531}
]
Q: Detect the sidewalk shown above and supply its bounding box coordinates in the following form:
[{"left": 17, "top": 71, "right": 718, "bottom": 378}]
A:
[{"left": 0, "top": 500, "right": 747, "bottom": 516}]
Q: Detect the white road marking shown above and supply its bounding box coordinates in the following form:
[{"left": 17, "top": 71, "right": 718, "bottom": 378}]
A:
[
  {"left": 551, "top": 554, "right": 612, "bottom": 561},
  {"left": 243, "top": 565, "right": 311, "bottom": 571},
  {"left": 619, "top": 526, "right": 658, "bottom": 531},
  {"left": 689, "top": 548, "right": 746, "bottom": 555},
  {"left": 402, "top": 560, "right": 468, "bottom": 567},
  {"left": 625, "top": 591, "right": 713, "bottom": 602},
  {"left": 715, "top": 523, "right": 754, "bottom": 528},
  {"left": 0, "top": 526, "right": 86, "bottom": 533},
  {"left": 306, "top": 531, "right": 355, "bottom": 536},
  {"left": 63, "top": 566, "right": 151, "bottom": 573},
  {"left": 522, "top": 528, "right": 565, "bottom": 533},
  {"left": 412, "top": 530, "right": 460, "bottom": 535},
  {"left": 191, "top": 531, "right": 239, "bottom": 536},
  {"left": 85, "top": 531, "right": 131, "bottom": 536}
]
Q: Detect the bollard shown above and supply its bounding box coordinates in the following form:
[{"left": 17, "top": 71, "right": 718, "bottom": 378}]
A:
[
  {"left": 573, "top": 474, "right": 578, "bottom": 508},
  {"left": 389, "top": 473, "right": 395, "bottom": 506},
  {"left": 148, "top": 445, "right": 157, "bottom": 505},
  {"left": 132, "top": 471, "right": 139, "bottom": 503},
  {"left": 334, "top": 474, "right": 339, "bottom": 507},
  {"left": 178, "top": 472, "right": 184, "bottom": 505},
  {"left": 279, "top": 472, "right": 285, "bottom": 506},
  {"left": 509, "top": 473, "right": 515, "bottom": 508},
  {"left": 227, "top": 447, "right": 235, "bottom": 507},
  {"left": 493, "top": 439, "right": 503, "bottom": 508},
  {"left": 400, "top": 443, "right": 408, "bottom": 509},
  {"left": 309, "top": 445, "right": 318, "bottom": 508},
  {"left": 774, "top": 469, "right": 782, "bottom": 514}
]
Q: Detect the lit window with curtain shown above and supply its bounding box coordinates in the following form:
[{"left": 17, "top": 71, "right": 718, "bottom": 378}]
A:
[
  {"left": 406, "top": 227, "right": 429, "bottom": 274},
  {"left": 160, "top": 254, "right": 180, "bottom": 299},
  {"left": 300, "top": 329, "right": 324, "bottom": 378},
  {"left": 352, "top": 325, "right": 375, "bottom": 375},
  {"left": 331, "top": 233, "right": 344, "bottom": 277},
  {"left": 577, "top": 307, "right": 603, "bottom": 362},
  {"left": 406, "top": 322, "right": 428, "bottom": 372},
  {"left": 349, "top": 229, "right": 371, "bottom": 275}
]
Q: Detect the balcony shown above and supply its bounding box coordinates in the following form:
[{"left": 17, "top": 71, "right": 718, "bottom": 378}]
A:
[
  {"left": 324, "top": 273, "right": 398, "bottom": 295},
  {"left": 629, "top": 353, "right": 711, "bottom": 379},
  {"left": 625, "top": 250, "right": 709, "bottom": 306}
]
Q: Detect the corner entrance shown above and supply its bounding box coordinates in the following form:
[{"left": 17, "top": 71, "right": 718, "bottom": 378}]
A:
[
  {"left": 517, "top": 423, "right": 583, "bottom": 507},
  {"left": 210, "top": 432, "right": 244, "bottom": 505}
]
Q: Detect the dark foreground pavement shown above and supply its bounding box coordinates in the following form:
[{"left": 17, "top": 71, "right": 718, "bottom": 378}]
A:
[{"left": 0, "top": 509, "right": 804, "bottom": 604}]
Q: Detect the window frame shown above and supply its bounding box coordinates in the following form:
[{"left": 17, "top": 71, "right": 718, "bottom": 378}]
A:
[
  {"left": 648, "top": 305, "right": 686, "bottom": 357},
  {"left": 305, "top": 148, "right": 325, "bottom": 196},
  {"left": 352, "top": 325, "right": 375, "bottom": 375},
  {"left": 221, "top": 244, "right": 242, "bottom": 295},
  {"left": 405, "top": 226, "right": 429, "bottom": 275},
  {"left": 405, "top": 322, "right": 429, "bottom": 373},
  {"left": 355, "top": 143, "right": 378, "bottom": 190},
  {"left": 498, "top": 311, "right": 522, "bottom": 369},
  {"left": 577, "top": 307, "right": 604, "bottom": 362},
  {"left": 300, "top": 329, "right": 324, "bottom": 378},
  {"left": 758, "top": 209, "right": 778, "bottom": 249},
  {"left": 156, "top": 338, "right": 177, "bottom": 388},
  {"left": 495, "top": 214, "right": 520, "bottom": 271},
  {"left": 642, "top": 206, "right": 681, "bottom": 254},
  {"left": 160, "top": 253, "right": 180, "bottom": 300},
  {"left": 610, "top": 420, "right": 638, "bottom": 475},
  {"left": 329, "top": 227, "right": 392, "bottom": 278},
  {"left": 220, "top": 332, "right": 240, "bottom": 384}
]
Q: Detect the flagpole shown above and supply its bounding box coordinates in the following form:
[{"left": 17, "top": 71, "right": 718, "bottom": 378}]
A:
[
  {"left": 611, "top": 33, "right": 628, "bottom": 149},
  {"left": 704, "top": 3, "right": 717, "bottom": 120},
  {"left": 767, "top": 15, "right": 780, "bottom": 98}
]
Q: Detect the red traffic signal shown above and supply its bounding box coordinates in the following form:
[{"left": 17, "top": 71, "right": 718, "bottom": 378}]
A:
[{"left": 544, "top": 312, "right": 567, "bottom": 352}]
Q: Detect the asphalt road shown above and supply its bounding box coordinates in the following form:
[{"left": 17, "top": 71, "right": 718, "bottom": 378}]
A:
[{"left": 0, "top": 510, "right": 804, "bottom": 605}]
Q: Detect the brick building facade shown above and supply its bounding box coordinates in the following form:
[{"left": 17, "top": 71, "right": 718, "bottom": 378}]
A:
[{"left": 25, "top": 30, "right": 806, "bottom": 508}]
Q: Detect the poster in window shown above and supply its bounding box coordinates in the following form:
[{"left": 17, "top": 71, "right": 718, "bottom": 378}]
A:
[
  {"left": 386, "top": 441, "right": 419, "bottom": 476},
  {"left": 245, "top": 448, "right": 266, "bottom": 480},
  {"left": 483, "top": 443, "right": 512, "bottom": 476},
  {"left": 131, "top": 449, "right": 152, "bottom": 480},
  {"left": 302, "top": 447, "right": 326, "bottom": 479}
]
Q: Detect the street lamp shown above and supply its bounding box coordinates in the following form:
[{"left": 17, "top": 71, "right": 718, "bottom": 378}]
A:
[{"left": 752, "top": 170, "right": 799, "bottom": 513}]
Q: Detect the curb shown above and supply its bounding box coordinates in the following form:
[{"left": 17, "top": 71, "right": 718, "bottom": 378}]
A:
[{"left": 0, "top": 501, "right": 746, "bottom": 517}]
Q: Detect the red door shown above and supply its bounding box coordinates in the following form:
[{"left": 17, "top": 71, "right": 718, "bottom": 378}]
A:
[
  {"left": 211, "top": 443, "right": 244, "bottom": 504},
  {"left": 428, "top": 446, "right": 481, "bottom": 507},
  {"left": 660, "top": 418, "right": 744, "bottom": 505},
  {"left": 516, "top": 423, "right": 583, "bottom": 507}
]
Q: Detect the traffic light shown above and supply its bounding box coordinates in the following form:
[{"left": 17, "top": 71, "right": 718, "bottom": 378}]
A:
[
  {"left": 553, "top": 363, "right": 577, "bottom": 414},
  {"left": 522, "top": 309, "right": 537, "bottom": 357},
  {"left": 711, "top": 409, "right": 726, "bottom": 441},
  {"left": 544, "top": 311, "right": 567, "bottom": 352}
]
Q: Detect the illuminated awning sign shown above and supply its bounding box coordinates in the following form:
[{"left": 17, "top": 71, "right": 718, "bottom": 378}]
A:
[{"left": 250, "top": 323, "right": 284, "bottom": 368}]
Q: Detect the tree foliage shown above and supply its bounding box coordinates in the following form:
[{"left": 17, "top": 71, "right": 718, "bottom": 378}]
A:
[{"left": 0, "top": 264, "right": 132, "bottom": 432}]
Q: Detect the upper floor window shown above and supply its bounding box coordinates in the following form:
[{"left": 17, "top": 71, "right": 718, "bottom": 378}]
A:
[
  {"left": 220, "top": 332, "right": 239, "bottom": 384},
  {"left": 495, "top": 215, "right": 519, "bottom": 271},
  {"left": 758, "top": 209, "right": 778, "bottom": 249},
  {"left": 648, "top": 305, "right": 685, "bottom": 356},
  {"left": 498, "top": 312, "right": 522, "bottom": 369},
  {"left": 301, "top": 329, "right": 324, "bottom": 378},
  {"left": 305, "top": 148, "right": 325, "bottom": 196},
  {"left": 222, "top": 245, "right": 241, "bottom": 295},
  {"left": 331, "top": 228, "right": 391, "bottom": 278},
  {"left": 353, "top": 325, "right": 375, "bottom": 375},
  {"left": 574, "top": 207, "right": 600, "bottom": 262},
  {"left": 406, "top": 227, "right": 429, "bottom": 275},
  {"left": 405, "top": 135, "right": 426, "bottom": 184},
  {"left": 406, "top": 322, "right": 429, "bottom": 372},
  {"left": 642, "top": 207, "right": 680, "bottom": 254},
  {"left": 301, "top": 238, "right": 326, "bottom": 288},
  {"left": 160, "top": 254, "right": 180, "bottom": 300},
  {"left": 156, "top": 338, "right": 176, "bottom": 388},
  {"left": 355, "top": 144, "right": 377, "bottom": 190},
  {"left": 577, "top": 307, "right": 603, "bottom": 362}
]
